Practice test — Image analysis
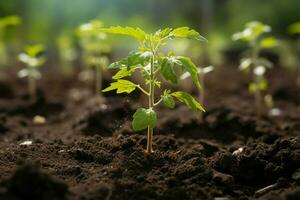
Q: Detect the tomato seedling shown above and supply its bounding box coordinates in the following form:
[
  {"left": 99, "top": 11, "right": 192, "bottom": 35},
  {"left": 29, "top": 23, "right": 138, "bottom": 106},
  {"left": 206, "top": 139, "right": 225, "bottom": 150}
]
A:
[
  {"left": 77, "top": 20, "right": 110, "bottom": 97},
  {"left": 0, "top": 15, "right": 21, "bottom": 66},
  {"left": 18, "top": 44, "right": 46, "bottom": 101},
  {"left": 232, "top": 21, "right": 277, "bottom": 116},
  {"left": 101, "top": 26, "right": 206, "bottom": 153},
  {"left": 181, "top": 65, "right": 214, "bottom": 122}
]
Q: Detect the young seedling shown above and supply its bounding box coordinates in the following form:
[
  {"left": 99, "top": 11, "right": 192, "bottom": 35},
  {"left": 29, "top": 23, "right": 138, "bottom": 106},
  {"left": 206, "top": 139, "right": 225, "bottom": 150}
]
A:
[
  {"left": 0, "top": 15, "right": 21, "bottom": 66},
  {"left": 232, "top": 21, "right": 277, "bottom": 116},
  {"left": 18, "top": 44, "right": 46, "bottom": 101},
  {"left": 287, "top": 21, "right": 300, "bottom": 88},
  {"left": 181, "top": 65, "right": 214, "bottom": 122},
  {"left": 101, "top": 26, "right": 206, "bottom": 154},
  {"left": 77, "top": 20, "right": 110, "bottom": 97}
]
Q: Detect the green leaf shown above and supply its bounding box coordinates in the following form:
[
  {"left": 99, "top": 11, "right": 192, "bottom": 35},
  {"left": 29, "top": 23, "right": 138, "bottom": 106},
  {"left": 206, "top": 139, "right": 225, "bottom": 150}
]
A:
[
  {"left": 288, "top": 22, "right": 300, "bottom": 34},
  {"left": 108, "top": 59, "right": 127, "bottom": 69},
  {"left": 109, "top": 51, "right": 149, "bottom": 69},
  {"left": 259, "top": 36, "right": 278, "bottom": 48},
  {"left": 171, "top": 91, "right": 205, "bottom": 112},
  {"left": 232, "top": 21, "right": 271, "bottom": 41},
  {"left": 162, "top": 94, "right": 175, "bottom": 109},
  {"left": 239, "top": 58, "right": 253, "bottom": 71},
  {"left": 170, "top": 27, "right": 207, "bottom": 42},
  {"left": 100, "top": 26, "right": 146, "bottom": 41},
  {"left": 102, "top": 79, "right": 137, "bottom": 94},
  {"left": 177, "top": 57, "right": 201, "bottom": 89},
  {"left": 112, "top": 67, "right": 137, "bottom": 79},
  {"left": 132, "top": 108, "right": 157, "bottom": 131},
  {"left": 248, "top": 79, "right": 268, "bottom": 93},
  {"left": 160, "top": 57, "right": 178, "bottom": 84}
]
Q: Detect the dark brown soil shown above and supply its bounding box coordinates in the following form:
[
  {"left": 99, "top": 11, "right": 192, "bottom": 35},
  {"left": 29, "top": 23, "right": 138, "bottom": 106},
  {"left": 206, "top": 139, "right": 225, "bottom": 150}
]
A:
[{"left": 0, "top": 66, "right": 299, "bottom": 200}]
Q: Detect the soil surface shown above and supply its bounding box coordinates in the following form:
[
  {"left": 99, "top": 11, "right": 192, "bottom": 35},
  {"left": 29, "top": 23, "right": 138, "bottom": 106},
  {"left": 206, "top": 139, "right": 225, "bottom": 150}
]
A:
[{"left": 0, "top": 66, "right": 299, "bottom": 200}]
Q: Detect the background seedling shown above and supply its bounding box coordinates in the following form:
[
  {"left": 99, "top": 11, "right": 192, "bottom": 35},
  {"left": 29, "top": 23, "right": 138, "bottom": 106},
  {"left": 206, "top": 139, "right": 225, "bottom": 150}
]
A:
[
  {"left": 77, "top": 20, "right": 110, "bottom": 97},
  {"left": 18, "top": 44, "right": 46, "bottom": 101},
  {"left": 101, "top": 26, "right": 206, "bottom": 154},
  {"left": 232, "top": 21, "right": 278, "bottom": 116},
  {"left": 0, "top": 15, "right": 21, "bottom": 66},
  {"left": 287, "top": 21, "right": 300, "bottom": 88},
  {"left": 181, "top": 65, "right": 214, "bottom": 122}
]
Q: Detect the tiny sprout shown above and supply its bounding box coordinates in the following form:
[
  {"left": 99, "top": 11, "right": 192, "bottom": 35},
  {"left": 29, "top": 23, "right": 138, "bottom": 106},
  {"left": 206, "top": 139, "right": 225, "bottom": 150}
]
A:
[
  {"left": 233, "top": 21, "right": 278, "bottom": 116},
  {"left": 101, "top": 26, "right": 206, "bottom": 154},
  {"left": 77, "top": 20, "right": 110, "bottom": 97},
  {"left": 181, "top": 65, "right": 214, "bottom": 122},
  {"left": 18, "top": 44, "right": 46, "bottom": 101}
]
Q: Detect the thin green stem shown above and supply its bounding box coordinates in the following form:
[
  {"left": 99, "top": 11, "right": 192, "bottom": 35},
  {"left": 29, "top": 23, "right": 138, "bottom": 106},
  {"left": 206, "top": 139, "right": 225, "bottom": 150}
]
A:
[
  {"left": 28, "top": 75, "right": 36, "bottom": 102},
  {"left": 146, "top": 43, "right": 155, "bottom": 154},
  {"left": 154, "top": 98, "right": 163, "bottom": 107},
  {"left": 137, "top": 85, "right": 150, "bottom": 96},
  {"left": 252, "top": 42, "right": 262, "bottom": 117}
]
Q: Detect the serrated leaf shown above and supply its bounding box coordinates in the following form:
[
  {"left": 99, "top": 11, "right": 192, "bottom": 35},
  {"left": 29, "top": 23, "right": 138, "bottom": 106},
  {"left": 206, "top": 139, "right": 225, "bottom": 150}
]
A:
[
  {"left": 100, "top": 26, "right": 146, "bottom": 41},
  {"left": 177, "top": 57, "right": 201, "bottom": 89},
  {"left": 160, "top": 57, "right": 178, "bottom": 84},
  {"left": 108, "top": 58, "right": 128, "bottom": 69},
  {"left": 132, "top": 108, "right": 157, "bottom": 131},
  {"left": 112, "top": 67, "right": 137, "bottom": 79},
  {"left": 162, "top": 94, "right": 175, "bottom": 109},
  {"left": 170, "top": 27, "right": 207, "bottom": 42},
  {"left": 171, "top": 91, "right": 205, "bottom": 112},
  {"left": 109, "top": 51, "right": 149, "bottom": 69},
  {"left": 102, "top": 79, "right": 137, "bottom": 94}
]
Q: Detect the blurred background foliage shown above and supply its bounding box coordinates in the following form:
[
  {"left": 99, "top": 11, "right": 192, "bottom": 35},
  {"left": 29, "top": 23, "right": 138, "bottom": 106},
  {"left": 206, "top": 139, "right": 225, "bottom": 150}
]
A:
[{"left": 0, "top": 0, "right": 299, "bottom": 68}]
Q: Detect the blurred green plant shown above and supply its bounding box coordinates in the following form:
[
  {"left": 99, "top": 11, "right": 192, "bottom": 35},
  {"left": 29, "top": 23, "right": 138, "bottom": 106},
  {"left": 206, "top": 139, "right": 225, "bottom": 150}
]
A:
[
  {"left": 57, "top": 31, "right": 77, "bottom": 74},
  {"left": 77, "top": 20, "right": 111, "bottom": 97},
  {"left": 0, "top": 15, "right": 21, "bottom": 66},
  {"left": 232, "top": 21, "right": 278, "bottom": 116},
  {"left": 101, "top": 26, "right": 206, "bottom": 154},
  {"left": 287, "top": 21, "right": 300, "bottom": 87},
  {"left": 18, "top": 44, "right": 46, "bottom": 101}
]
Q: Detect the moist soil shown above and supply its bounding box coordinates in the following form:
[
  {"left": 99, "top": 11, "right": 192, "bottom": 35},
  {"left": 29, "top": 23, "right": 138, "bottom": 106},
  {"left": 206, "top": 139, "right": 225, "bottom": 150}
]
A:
[{"left": 0, "top": 66, "right": 299, "bottom": 200}]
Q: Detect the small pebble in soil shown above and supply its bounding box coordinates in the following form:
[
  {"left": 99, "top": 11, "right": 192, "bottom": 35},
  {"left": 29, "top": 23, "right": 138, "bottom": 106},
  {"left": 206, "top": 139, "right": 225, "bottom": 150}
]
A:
[
  {"left": 19, "top": 140, "right": 33, "bottom": 146},
  {"left": 232, "top": 147, "right": 243, "bottom": 156},
  {"left": 33, "top": 115, "right": 47, "bottom": 125}
]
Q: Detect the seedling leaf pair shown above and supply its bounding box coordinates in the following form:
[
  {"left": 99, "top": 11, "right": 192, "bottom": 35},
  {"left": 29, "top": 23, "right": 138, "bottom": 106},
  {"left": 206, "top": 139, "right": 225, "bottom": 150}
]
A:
[{"left": 132, "top": 108, "right": 157, "bottom": 131}]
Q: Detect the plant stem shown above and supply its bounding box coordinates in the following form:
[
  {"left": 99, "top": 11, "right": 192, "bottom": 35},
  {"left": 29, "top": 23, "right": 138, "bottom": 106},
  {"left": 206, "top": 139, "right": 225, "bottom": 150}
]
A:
[
  {"left": 146, "top": 54, "right": 155, "bottom": 154},
  {"left": 95, "top": 64, "right": 102, "bottom": 97},
  {"left": 28, "top": 75, "right": 36, "bottom": 102},
  {"left": 252, "top": 44, "right": 262, "bottom": 117}
]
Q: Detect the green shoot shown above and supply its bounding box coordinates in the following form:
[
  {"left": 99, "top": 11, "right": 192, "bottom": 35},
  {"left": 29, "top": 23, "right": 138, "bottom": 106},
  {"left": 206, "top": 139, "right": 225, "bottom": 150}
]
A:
[
  {"left": 232, "top": 21, "right": 277, "bottom": 116},
  {"left": 18, "top": 44, "right": 46, "bottom": 101},
  {"left": 0, "top": 15, "right": 21, "bottom": 66},
  {"left": 181, "top": 65, "right": 214, "bottom": 122},
  {"left": 101, "top": 26, "right": 206, "bottom": 154},
  {"left": 77, "top": 20, "right": 110, "bottom": 97}
]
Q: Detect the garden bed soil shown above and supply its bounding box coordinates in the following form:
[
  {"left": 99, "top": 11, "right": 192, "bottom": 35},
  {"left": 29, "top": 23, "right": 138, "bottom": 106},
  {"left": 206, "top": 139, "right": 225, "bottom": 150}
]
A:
[{"left": 0, "top": 66, "right": 299, "bottom": 200}]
